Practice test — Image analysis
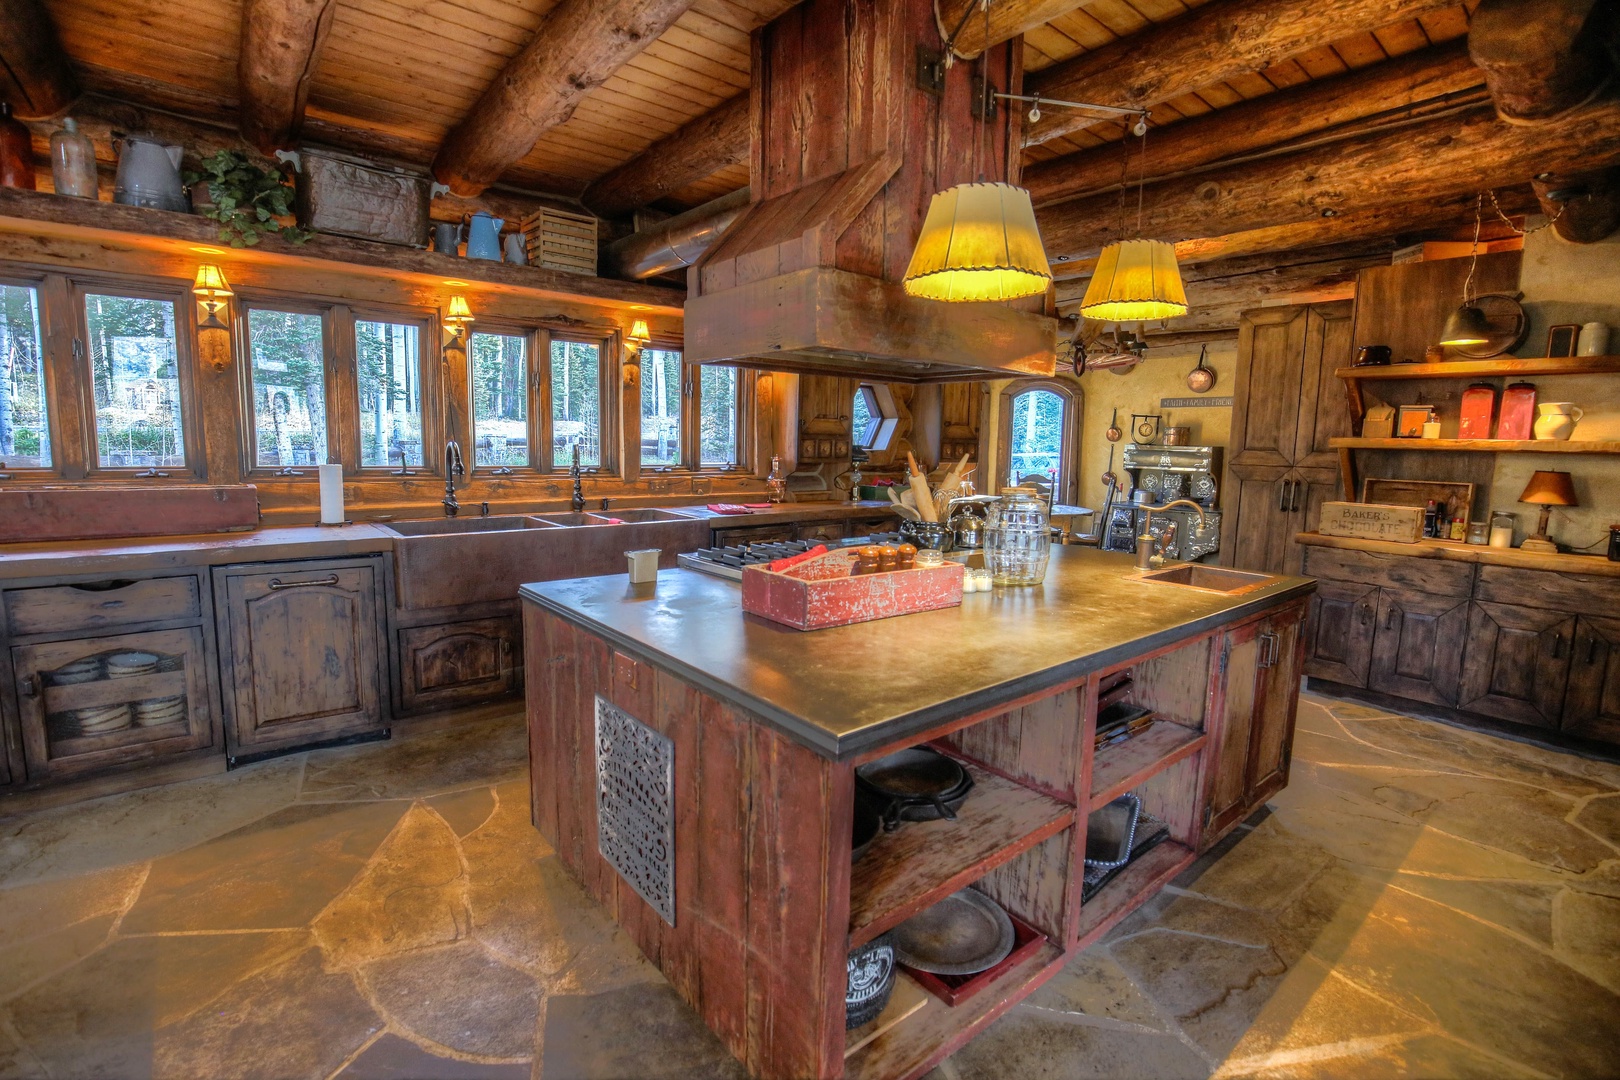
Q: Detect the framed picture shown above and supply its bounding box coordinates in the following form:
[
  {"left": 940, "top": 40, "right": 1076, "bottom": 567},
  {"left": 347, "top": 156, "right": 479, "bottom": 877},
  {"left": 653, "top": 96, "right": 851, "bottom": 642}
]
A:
[
  {"left": 1547, "top": 324, "right": 1580, "bottom": 357},
  {"left": 1395, "top": 405, "right": 1435, "bottom": 438}
]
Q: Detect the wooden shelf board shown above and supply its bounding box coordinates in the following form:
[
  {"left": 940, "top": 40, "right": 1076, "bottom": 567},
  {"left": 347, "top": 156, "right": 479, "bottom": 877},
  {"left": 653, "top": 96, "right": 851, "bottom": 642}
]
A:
[
  {"left": 844, "top": 941, "right": 1066, "bottom": 1080},
  {"left": 1331, "top": 438, "right": 1620, "bottom": 454},
  {"left": 1076, "top": 840, "right": 1196, "bottom": 949},
  {"left": 1089, "top": 722, "right": 1207, "bottom": 811},
  {"left": 1335, "top": 356, "right": 1620, "bottom": 381},
  {"left": 848, "top": 762, "right": 1075, "bottom": 949}
]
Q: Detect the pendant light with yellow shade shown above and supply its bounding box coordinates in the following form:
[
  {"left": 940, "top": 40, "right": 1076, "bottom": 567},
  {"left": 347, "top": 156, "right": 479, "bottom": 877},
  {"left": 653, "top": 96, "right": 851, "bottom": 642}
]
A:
[{"left": 1080, "top": 123, "right": 1187, "bottom": 323}]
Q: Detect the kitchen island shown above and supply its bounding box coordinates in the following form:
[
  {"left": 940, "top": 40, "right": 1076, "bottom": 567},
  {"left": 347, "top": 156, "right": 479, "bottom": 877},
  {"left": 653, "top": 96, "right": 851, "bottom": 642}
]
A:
[{"left": 521, "top": 547, "right": 1314, "bottom": 1080}]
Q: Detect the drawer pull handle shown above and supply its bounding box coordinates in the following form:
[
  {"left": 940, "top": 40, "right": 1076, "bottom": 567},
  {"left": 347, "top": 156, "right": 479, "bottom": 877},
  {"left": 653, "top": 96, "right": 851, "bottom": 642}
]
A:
[
  {"left": 1551, "top": 633, "right": 1563, "bottom": 660},
  {"left": 20, "top": 674, "right": 40, "bottom": 698},
  {"left": 268, "top": 574, "right": 340, "bottom": 591},
  {"left": 1590, "top": 636, "right": 1601, "bottom": 665},
  {"left": 70, "top": 579, "right": 137, "bottom": 593}
]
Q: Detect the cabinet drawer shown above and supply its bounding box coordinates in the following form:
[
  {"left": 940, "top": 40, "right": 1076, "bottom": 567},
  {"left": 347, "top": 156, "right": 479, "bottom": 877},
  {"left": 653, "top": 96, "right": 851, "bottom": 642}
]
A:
[
  {"left": 713, "top": 524, "right": 796, "bottom": 546},
  {"left": 398, "top": 617, "right": 521, "bottom": 714},
  {"left": 1474, "top": 565, "right": 1620, "bottom": 618},
  {"left": 5, "top": 575, "right": 203, "bottom": 636},
  {"left": 795, "top": 520, "right": 847, "bottom": 544},
  {"left": 1300, "top": 546, "right": 1474, "bottom": 597}
]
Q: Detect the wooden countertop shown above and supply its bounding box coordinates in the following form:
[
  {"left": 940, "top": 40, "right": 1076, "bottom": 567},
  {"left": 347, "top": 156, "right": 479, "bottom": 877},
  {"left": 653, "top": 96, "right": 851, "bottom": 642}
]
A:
[
  {"left": 1296, "top": 531, "right": 1620, "bottom": 578},
  {"left": 0, "top": 524, "right": 397, "bottom": 580}
]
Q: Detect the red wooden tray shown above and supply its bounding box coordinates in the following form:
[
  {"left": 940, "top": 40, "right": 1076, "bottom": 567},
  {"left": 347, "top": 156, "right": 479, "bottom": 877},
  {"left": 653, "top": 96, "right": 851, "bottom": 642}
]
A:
[
  {"left": 740, "top": 548, "right": 963, "bottom": 631},
  {"left": 899, "top": 907, "right": 1048, "bottom": 1007}
]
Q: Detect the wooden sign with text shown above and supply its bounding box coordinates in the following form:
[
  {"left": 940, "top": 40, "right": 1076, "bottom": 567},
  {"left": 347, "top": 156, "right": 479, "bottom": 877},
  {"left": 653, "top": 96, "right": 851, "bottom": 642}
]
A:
[{"left": 1317, "top": 502, "right": 1426, "bottom": 544}]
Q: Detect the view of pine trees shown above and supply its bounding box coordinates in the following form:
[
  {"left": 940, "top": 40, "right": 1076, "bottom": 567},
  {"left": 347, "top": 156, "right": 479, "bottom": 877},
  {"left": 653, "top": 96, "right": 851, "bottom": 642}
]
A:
[
  {"left": 551, "top": 339, "right": 601, "bottom": 467},
  {"left": 1008, "top": 388, "right": 1065, "bottom": 489},
  {"left": 641, "top": 348, "right": 681, "bottom": 466},
  {"left": 248, "top": 309, "right": 327, "bottom": 468},
  {"left": 84, "top": 293, "right": 184, "bottom": 468},
  {"left": 471, "top": 331, "right": 528, "bottom": 467},
  {"left": 0, "top": 284, "right": 48, "bottom": 468},
  {"left": 357, "top": 320, "right": 423, "bottom": 468}
]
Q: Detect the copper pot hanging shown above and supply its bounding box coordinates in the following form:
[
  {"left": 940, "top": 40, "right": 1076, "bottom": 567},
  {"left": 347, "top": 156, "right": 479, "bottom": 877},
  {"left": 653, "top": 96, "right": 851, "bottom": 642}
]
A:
[{"left": 1186, "top": 345, "right": 1216, "bottom": 393}]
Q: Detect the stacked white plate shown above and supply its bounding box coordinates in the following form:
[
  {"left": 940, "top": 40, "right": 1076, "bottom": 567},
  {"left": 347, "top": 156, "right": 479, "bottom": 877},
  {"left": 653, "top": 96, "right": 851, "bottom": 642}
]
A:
[
  {"left": 72, "top": 702, "right": 132, "bottom": 736},
  {"left": 106, "top": 652, "right": 160, "bottom": 679},
  {"left": 53, "top": 656, "right": 104, "bottom": 685},
  {"left": 135, "top": 695, "right": 186, "bottom": 727}
]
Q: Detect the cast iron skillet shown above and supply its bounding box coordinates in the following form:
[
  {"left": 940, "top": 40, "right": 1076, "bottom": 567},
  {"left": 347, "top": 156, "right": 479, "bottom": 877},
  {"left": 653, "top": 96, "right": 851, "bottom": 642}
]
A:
[
  {"left": 856, "top": 747, "right": 974, "bottom": 831},
  {"left": 851, "top": 796, "right": 884, "bottom": 863}
]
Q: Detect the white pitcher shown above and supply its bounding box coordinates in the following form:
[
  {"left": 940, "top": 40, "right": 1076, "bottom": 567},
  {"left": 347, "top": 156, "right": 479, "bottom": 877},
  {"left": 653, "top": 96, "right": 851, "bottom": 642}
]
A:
[{"left": 1533, "top": 402, "right": 1584, "bottom": 441}]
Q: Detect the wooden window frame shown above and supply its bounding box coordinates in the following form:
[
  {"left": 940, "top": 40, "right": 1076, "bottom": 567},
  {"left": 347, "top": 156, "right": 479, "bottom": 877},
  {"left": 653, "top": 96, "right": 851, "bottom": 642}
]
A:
[
  {"left": 543, "top": 329, "right": 619, "bottom": 477},
  {"left": 235, "top": 296, "right": 339, "bottom": 480},
  {"left": 996, "top": 378, "right": 1082, "bottom": 505},
  {"left": 465, "top": 320, "right": 544, "bottom": 476},
  {"left": 0, "top": 272, "right": 58, "bottom": 476},
  {"left": 686, "top": 359, "right": 751, "bottom": 473},
  {"left": 341, "top": 305, "right": 443, "bottom": 479}
]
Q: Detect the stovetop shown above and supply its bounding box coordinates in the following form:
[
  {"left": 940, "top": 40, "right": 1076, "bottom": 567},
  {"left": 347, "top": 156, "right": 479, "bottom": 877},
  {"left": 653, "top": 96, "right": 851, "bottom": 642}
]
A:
[{"left": 678, "top": 533, "right": 903, "bottom": 580}]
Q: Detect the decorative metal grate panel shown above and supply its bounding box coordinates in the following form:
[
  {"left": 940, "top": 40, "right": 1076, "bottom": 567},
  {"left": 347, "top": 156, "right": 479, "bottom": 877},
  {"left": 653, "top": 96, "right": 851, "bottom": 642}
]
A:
[{"left": 594, "top": 695, "right": 676, "bottom": 925}]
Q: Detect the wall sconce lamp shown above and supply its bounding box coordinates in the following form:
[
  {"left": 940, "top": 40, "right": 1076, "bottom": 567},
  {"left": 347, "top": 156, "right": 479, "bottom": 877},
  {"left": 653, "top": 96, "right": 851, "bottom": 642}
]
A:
[
  {"left": 443, "top": 295, "right": 475, "bottom": 343},
  {"left": 628, "top": 319, "right": 651, "bottom": 353},
  {"left": 623, "top": 319, "right": 651, "bottom": 386},
  {"left": 192, "top": 265, "right": 233, "bottom": 330}
]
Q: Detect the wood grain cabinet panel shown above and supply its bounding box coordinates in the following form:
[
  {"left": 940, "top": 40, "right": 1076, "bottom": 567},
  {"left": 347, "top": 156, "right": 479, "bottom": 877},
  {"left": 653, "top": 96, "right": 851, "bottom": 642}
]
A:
[
  {"left": 214, "top": 559, "right": 388, "bottom": 759},
  {"left": 1229, "top": 308, "right": 1310, "bottom": 470},
  {"left": 1368, "top": 589, "right": 1469, "bottom": 707},
  {"left": 398, "top": 617, "right": 521, "bottom": 715},
  {"left": 1563, "top": 616, "right": 1620, "bottom": 744},
  {"left": 4, "top": 575, "right": 202, "bottom": 637},
  {"left": 794, "top": 521, "right": 847, "bottom": 544},
  {"left": 1226, "top": 468, "right": 1292, "bottom": 574},
  {"left": 1458, "top": 601, "right": 1576, "bottom": 730},
  {"left": 1303, "top": 580, "right": 1377, "bottom": 687}
]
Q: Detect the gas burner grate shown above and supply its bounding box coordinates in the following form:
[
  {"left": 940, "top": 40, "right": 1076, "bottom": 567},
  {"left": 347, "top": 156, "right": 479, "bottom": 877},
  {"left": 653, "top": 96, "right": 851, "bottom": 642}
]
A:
[{"left": 677, "top": 532, "right": 907, "bottom": 580}]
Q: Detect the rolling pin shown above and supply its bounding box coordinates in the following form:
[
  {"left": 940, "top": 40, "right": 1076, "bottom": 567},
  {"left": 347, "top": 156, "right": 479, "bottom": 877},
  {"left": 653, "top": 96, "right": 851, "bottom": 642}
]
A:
[{"left": 906, "top": 452, "right": 937, "bottom": 522}]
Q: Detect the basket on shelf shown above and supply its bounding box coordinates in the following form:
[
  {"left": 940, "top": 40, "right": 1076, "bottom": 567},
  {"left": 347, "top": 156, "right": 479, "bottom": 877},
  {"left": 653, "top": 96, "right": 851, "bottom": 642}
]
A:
[{"left": 521, "top": 207, "right": 598, "bottom": 275}]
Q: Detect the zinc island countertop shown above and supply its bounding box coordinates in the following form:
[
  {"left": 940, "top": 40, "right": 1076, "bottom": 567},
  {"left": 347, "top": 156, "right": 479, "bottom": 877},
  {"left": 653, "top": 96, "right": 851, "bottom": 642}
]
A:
[{"left": 520, "top": 546, "right": 1315, "bottom": 759}]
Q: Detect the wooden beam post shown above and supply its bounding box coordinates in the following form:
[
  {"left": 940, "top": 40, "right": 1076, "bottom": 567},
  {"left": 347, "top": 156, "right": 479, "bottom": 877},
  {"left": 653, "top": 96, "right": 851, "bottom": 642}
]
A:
[
  {"left": 432, "top": 0, "right": 698, "bottom": 198},
  {"left": 1036, "top": 101, "right": 1620, "bottom": 263},
  {"left": 933, "top": 0, "right": 1095, "bottom": 60},
  {"left": 238, "top": 0, "right": 338, "bottom": 154},
  {"left": 1025, "top": 41, "right": 1487, "bottom": 207},
  {"left": 1470, "top": 0, "right": 1613, "bottom": 123},
  {"left": 0, "top": 0, "right": 79, "bottom": 120},
  {"left": 1534, "top": 167, "right": 1620, "bottom": 244},
  {"left": 581, "top": 93, "right": 749, "bottom": 218},
  {"left": 1023, "top": 0, "right": 1458, "bottom": 148}
]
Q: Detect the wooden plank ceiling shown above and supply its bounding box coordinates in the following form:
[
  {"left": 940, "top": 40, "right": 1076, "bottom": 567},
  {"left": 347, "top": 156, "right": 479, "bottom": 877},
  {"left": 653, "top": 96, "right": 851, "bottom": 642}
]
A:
[{"left": 39, "top": 0, "right": 1478, "bottom": 212}]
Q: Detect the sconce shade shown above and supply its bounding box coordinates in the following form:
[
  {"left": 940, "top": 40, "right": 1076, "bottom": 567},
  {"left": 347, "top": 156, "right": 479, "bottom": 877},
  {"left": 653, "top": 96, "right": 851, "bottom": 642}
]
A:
[
  {"left": 1439, "top": 303, "right": 1492, "bottom": 347},
  {"left": 629, "top": 319, "right": 651, "bottom": 343},
  {"left": 1518, "top": 470, "right": 1577, "bottom": 507},
  {"left": 903, "top": 182, "right": 1052, "bottom": 303},
  {"left": 192, "top": 264, "right": 232, "bottom": 299},
  {"left": 444, "top": 295, "right": 474, "bottom": 331},
  {"left": 1079, "top": 239, "right": 1188, "bottom": 322}
]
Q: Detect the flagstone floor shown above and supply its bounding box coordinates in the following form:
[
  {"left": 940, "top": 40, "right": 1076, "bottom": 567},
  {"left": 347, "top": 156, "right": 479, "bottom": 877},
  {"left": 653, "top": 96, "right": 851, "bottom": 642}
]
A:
[{"left": 0, "top": 692, "right": 1616, "bottom": 1080}]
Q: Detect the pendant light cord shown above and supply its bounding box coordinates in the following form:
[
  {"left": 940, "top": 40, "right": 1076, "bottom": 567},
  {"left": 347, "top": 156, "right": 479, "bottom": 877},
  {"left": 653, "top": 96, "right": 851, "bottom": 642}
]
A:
[{"left": 1463, "top": 191, "right": 1482, "bottom": 305}]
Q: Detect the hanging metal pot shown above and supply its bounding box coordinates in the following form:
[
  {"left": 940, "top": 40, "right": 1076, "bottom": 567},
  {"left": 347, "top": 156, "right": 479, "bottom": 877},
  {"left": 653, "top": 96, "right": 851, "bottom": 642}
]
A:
[
  {"left": 1186, "top": 345, "right": 1216, "bottom": 393},
  {"left": 1105, "top": 407, "right": 1122, "bottom": 443}
]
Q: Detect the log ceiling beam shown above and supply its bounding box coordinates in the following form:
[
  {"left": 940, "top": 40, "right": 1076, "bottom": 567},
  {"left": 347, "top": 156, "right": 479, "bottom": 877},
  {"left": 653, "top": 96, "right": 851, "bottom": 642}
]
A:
[
  {"left": 433, "top": 0, "right": 698, "bottom": 198},
  {"left": 1026, "top": 40, "right": 1487, "bottom": 208},
  {"left": 1470, "top": 0, "right": 1613, "bottom": 123},
  {"left": 1023, "top": 0, "right": 1458, "bottom": 148},
  {"left": 238, "top": 0, "right": 337, "bottom": 154},
  {"left": 934, "top": 0, "right": 1101, "bottom": 60},
  {"left": 0, "top": 0, "right": 79, "bottom": 120},
  {"left": 1036, "top": 101, "right": 1620, "bottom": 263},
  {"left": 581, "top": 93, "right": 748, "bottom": 218}
]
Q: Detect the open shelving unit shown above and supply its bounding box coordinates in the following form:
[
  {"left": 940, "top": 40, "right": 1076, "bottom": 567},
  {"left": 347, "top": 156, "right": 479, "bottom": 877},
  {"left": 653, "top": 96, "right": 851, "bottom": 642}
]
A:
[{"left": 1330, "top": 437, "right": 1620, "bottom": 454}]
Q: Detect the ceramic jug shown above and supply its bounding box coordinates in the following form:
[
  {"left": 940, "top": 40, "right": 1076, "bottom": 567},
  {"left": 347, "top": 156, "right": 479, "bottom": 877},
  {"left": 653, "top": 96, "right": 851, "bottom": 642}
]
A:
[
  {"left": 502, "top": 232, "right": 528, "bottom": 265},
  {"left": 1533, "top": 402, "right": 1584, "bottom": 441},
  {"left": 464, "top": 212, "right": 504, "bottom": 261},
  {"left": 432, "top": 221, "right": 462, "bottom": 256},
  {"left": 113, "top": 135, "right": 187, "bottom": 212}
]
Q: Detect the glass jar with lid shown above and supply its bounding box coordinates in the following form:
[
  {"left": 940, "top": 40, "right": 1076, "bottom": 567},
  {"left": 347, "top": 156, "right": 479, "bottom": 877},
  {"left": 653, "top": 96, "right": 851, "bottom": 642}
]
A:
[{"left": 984, "top": 487, "right": 1051, "bottom": 586}]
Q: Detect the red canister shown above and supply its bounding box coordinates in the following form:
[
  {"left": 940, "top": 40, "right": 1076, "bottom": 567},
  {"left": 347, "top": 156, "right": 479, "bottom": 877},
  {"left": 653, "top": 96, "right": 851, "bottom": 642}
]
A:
[
  {"left": 0, "top": 103, "right": 36, "bottom": 191},
  {"left": 1497, "top": 382, "right": 1537, "bottom": 441},
  {"left": 1459, "top": 384, "right": 1497, "bottom": 440}
]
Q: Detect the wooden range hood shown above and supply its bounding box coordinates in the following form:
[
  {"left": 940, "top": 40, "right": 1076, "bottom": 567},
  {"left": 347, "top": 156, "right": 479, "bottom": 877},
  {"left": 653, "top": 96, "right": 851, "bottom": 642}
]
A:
[{"left": 682, "top": 0, "right": 1058, "bottom": 384}]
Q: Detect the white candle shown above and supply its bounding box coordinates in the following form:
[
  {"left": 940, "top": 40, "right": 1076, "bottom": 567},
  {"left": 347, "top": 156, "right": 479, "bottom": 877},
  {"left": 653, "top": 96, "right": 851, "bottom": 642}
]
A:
[{"left": 318, "top": 464, "right": 345, "bottom": 525}]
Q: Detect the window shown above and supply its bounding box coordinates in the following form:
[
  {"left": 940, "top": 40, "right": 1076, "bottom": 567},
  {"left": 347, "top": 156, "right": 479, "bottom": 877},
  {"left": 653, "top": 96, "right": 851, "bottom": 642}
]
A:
[
  {"left": 851, "top": 382, "right": 899, "bottom": 452},
  {"left": 356, "top": 319, "right": 423, "bottom": 468},
  {"left": 84, "top": 292, "right": 185, "bottom": 469},
  {"left": 1006, "top": 387, "right": 1069, "bottom": 493},
  {"left": 551, "top": 338, "right": 601, "bottom": 467},
  {"left": 470, "top": 331, "right": 529, "bottom": 468},
  {"left": 0, "top": 283, "right": 49, "bottom": 468},
  {"left": 852, "top": 385, "right": 876, "bottom": 446},
  {"left": 246, "top": 308, "right": 328, "bottom": 468},
  {"left": 640, "top": 348, "right": 682, "bottom": 466},
  {"left": 699, "top": 365, "right": 739, "bottom": 467}
]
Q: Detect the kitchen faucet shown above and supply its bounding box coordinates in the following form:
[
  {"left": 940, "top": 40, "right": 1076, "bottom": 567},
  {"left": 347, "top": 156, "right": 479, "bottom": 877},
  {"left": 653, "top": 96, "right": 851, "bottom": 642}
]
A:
[
  {"left": 569, "top": 443, "right": 586, "bottom": 513},
  {"left": 1136, "top": 499, "right": 1206, "bottom": 569},
  {"left": 442, "top": 440, "right": 465, "bottom": 517}
]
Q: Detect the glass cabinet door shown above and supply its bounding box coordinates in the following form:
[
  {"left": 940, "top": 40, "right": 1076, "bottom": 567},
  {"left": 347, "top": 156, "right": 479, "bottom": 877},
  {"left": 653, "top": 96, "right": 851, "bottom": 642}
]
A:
[{"left": 13, "top": 627, "right": 216, "bottom": 781}]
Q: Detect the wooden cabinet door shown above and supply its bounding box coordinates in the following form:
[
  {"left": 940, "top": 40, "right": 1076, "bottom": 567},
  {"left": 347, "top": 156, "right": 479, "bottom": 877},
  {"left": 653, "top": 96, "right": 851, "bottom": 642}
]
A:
[
  {"left": 1225, "top": 467, "right": 1292, "bottom": 573},
  {"left": 1249, "top": 604, "right": 1307, "bottom": 806},
  {"left": 1368, "top": 588, "right": 1469, "bottom": 707},
  {"left": 1295, "top": 301, "right": 1355, "bottom": 471},
  {"left": 1204, "top": 620, "right": 1263, "bottom": 846},
  {"left": 398, "top": 616, "right": 521, "bottom": 715},
  {"left": 1563, "top": 616, "right": 1620, "bottom": 745},
  {"left": 1303, "top": 580, "right": 1377, "bottom": 687},
  {"left": 1230, "top": 307, "right": 1309, "bottom": 470},
  {"left": 1458, "top": 601, "right": 1575, "bottom": 730},
  {"left": 1284, "top": 472, "right": 1339, "bottom": 576},
  {"left": 217, "top": 560, "right": 386, "bottom": 757}
]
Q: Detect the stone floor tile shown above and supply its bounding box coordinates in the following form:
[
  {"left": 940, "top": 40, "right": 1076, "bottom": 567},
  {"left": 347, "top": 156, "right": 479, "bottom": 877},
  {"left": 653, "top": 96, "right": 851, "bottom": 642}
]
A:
[
  {"left": 300, "top": 713, "right": 527, "bottom": 802},
  {"left": 540, "top": 981, "right": 746, "bottom": 1080},
  {"left": 1271, "top": 862, "right": 1405, "bottom": 973},
  {"left": 0, "top": 756, "right": 303, "bottom": 888},
  {"left": 1111, "top": 929, "right": 1290, "bottom": 1060},
  {"left": 1225, "top": 1033, "right": 1545, "bottom": 1080},
  {"left": 0, "top": 864, "right": 145, "bottom": 951},
  {"left": 1111, "top": 890, "right": 1279, "bottom": 951},
  {"left": 428, "top": 786, "right": 499, "bottom": 837},
  {"left": 3, "top": 931, "right": 307, "bottom": 1079},
  {"left": 337, "top": 1032, "right": 531, "bottom": 1079},
  {"left": 155, "top": 947, "right": 382, "bottom": 1080},
  {"left": 362, "top": 940, "right": 537, "bottom": 1060},
  {"left": 0, "top": 913, "right": 116, "bottom": 1002},
  {"left": 1551, "top": 890, "right": 1620, "bottom": 994},
  {"left": 1573, "top": 792, "right": 1620, "bottom": 846},
  {"left": 1173, "top": 822, "right": 1335, "bottom": 915},
  {"left": 120, "top": 800, "right": 408, "bottom": 934},
  {"left": 315, "top": 804, "right": 469, "bottom": 969},
  {"left": 944, "top": 1008, "right": 1210, "bottom": 1080},
  {"left": 1388, "top": 874, "right": 1557, "bottom": 946},
  {"left": 1022, "top": 949, "right": 1169, "bottom": 1031},
  {"left": 0, "top": 1019, "right": 46, "bottom": 1080}
]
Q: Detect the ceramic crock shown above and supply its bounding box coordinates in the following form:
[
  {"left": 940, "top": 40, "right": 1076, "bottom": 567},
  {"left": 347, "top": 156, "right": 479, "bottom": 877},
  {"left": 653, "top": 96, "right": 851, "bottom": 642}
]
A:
[{"left": 1533, "top": 402, "right": 1584, "bottom": 441}]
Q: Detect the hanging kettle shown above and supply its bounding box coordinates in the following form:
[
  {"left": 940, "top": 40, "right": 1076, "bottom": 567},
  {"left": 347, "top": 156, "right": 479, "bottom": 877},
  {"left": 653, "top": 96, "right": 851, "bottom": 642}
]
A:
[
  {"left": 113, "top": 135, "right": 187, "bottom": 212},
  {"left": 1186, "top": 345, "right": 1216, "bottom": 393},
  {"left": 464, "top": 212, "right": 504, "bottom": 261}
]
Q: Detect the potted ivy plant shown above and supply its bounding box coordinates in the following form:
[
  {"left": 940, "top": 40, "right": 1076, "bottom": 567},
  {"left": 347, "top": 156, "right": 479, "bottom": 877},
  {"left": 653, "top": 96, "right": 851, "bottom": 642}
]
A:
[{"left": 186, "top": 150, "right": 311, "bottom": 248}]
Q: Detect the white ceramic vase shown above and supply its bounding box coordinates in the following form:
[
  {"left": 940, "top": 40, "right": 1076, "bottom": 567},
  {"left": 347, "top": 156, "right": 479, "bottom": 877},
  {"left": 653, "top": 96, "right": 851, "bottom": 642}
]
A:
[{"left": 1533, "top": 402, "right": 1584, "bottom": 441}]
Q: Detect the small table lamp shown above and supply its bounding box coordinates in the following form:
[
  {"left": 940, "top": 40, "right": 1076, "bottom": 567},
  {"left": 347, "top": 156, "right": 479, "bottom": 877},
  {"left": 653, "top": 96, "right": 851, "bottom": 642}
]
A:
[{"left": 1518, "top": 470, "right": 1578, "bottom": 553}]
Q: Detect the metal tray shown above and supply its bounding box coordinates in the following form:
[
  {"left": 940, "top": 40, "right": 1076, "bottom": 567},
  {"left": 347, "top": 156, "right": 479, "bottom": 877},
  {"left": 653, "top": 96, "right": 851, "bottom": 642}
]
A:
[{"left": 893, "top": 888, "right": 1015, "bottom": 976}]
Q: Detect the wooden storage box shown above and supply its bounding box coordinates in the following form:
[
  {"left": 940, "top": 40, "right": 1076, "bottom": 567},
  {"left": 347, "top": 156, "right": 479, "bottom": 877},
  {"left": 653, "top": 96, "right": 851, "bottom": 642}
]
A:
[
  {"left": 1317, "top": 501, "right": 1425, "bottom": 544},
  {"left": 288, "top": 148, "right": 432, "bottom": 247},
  {"left": 522, "top": 207, "right": 598, "bottom": 275},
  {"left": 741, "top": 548, "right": 963, "bottom": 631}
]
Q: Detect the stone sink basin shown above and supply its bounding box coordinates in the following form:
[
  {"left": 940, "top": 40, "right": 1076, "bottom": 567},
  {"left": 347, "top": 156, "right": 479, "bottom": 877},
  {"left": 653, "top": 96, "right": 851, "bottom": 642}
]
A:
[
  {"left": 383, "top": 510, "right": 711, "bottom": 610},
  {"left": 1136, "top": 563, "right": 1275, "bottom": 595}
]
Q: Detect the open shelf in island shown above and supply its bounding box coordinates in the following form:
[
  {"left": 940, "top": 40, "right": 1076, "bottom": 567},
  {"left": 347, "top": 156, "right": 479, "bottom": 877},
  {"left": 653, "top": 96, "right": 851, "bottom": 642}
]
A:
[
  {"left": 1075, "top": 839, "right": 1196, "bottom": 948},
  {"left": 1089, "top": 720, "right": 1207, "bottom": 811}
]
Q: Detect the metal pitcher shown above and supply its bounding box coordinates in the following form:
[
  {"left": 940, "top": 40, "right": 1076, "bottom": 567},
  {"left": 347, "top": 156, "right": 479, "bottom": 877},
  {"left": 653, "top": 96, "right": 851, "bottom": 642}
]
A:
[
  {"left": 113, "top": 135, "right": 187, "bottom": 212},
  {"left": 502, "top": 231, "right": 528, "bottom": 265},
  {"left": 432, "top": 221, "right": 462, "bottom": 256},
  {"left": 464, "top": 212, "right": 504, "bottom": 261}
]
